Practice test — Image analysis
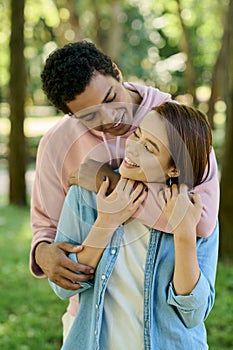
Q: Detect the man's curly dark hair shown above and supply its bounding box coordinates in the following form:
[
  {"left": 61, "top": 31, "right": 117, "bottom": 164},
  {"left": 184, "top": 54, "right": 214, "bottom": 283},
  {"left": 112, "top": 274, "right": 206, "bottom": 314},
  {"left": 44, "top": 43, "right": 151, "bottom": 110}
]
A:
[{"left": 41, "top": 41, "right": 120, "bottom": 114}]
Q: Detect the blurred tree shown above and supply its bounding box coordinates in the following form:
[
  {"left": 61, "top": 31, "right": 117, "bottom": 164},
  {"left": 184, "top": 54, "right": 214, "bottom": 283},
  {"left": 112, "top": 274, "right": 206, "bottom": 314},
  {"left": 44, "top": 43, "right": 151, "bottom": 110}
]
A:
[
  {"left": 219, "top": 0, "right": 233, "bottom": 259},
  {"left": 0, "top": 0, "right": 226, "bottom": 104},
  {"left": 53, "top": 0, "right": 83, "bottom": 46},
  {"left": 9, "top": 0, "right": 27, "bottom": 205},
  {"left": 88, "top": 0, "right": 123, "bottom": 60},
  {"left": 207, "top": 3, "right": 228, "bottom": 128},
  {"left": 175, "top": 0, "right": 196, "bottom": 98}
]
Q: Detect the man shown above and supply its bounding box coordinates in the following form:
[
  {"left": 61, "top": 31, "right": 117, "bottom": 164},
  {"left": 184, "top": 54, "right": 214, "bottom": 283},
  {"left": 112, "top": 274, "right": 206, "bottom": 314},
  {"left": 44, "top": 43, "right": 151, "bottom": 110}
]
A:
[{"left": 30, "top": 40, "right": 219, "bottom": 339}]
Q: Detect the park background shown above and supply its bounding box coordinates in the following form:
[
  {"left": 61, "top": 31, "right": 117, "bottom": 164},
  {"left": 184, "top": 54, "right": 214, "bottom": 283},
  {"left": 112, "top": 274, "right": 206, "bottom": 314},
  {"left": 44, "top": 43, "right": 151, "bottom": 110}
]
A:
[{"left": 0, "top": 0, "right": 233, "bottom": 348}]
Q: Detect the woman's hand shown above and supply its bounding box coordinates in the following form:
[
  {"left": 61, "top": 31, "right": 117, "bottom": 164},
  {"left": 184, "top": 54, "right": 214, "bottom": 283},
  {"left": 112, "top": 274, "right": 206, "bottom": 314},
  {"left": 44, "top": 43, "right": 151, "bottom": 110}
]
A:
[
  {"left": 159, "top": 184, "right": 202, "bottom": 295},
  {"left": 158, "top": 184, "right": 203, "bottom": 236},
  {"left": 96, "top": 177, "right": 148, "bottom": 229}
]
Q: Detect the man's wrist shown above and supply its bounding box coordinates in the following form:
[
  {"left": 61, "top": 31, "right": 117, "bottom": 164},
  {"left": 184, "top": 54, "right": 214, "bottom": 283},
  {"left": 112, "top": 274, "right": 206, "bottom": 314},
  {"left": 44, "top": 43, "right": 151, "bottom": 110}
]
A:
[{"left": 35, "top": 241, "right": 50, "bottom": 266}]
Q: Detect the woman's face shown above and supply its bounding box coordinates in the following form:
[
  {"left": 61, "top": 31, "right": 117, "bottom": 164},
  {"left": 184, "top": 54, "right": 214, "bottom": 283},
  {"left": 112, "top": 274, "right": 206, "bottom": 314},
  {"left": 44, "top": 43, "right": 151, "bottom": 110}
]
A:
[{"left": 119, "top": 111, "right": 172, "bottom": 183}]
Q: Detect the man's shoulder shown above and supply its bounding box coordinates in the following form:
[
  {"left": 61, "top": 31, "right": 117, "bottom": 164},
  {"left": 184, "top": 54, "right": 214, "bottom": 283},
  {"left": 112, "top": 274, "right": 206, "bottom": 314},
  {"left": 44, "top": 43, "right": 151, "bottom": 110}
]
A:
[
  {"left": 125, "top": 82, "right": 172, "bottom": 104},
  {"left": 38, "top": 114, "right": 89, "bottom": 148}
]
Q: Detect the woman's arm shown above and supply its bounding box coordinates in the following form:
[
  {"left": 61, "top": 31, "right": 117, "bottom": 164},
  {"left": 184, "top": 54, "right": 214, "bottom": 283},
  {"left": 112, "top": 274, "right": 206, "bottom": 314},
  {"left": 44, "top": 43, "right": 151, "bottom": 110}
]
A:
[
  {"left": 49, "top": 179, "right": 146, "bottom": 298},
  {"left": 167, "top": 222, "right": 219, "bottom": 328},
  {"left": 77, "top": 177, "right": 147, "bottom": 268},
  {"left": 159, "top": 184, "right": 219, "bottom": 328},
  {"left": 159, "top": 184, "right": 202, "bottom": 295}
]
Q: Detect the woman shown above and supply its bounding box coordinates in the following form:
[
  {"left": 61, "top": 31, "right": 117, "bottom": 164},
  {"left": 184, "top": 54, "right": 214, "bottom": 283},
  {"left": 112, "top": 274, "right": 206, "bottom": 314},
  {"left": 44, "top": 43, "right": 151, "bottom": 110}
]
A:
[{"left": 50, "top": 102, "right": 219, "bottom": 350}]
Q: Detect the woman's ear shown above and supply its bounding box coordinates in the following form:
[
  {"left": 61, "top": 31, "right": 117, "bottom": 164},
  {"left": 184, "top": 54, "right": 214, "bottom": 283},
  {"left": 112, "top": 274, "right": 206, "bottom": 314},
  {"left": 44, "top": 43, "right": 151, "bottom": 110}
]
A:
[
  {"left": 167, "top": 166, "right": 180, "bottom": 179},
  {"left": 112, "top": 63, "right": 123, "bottom": 82}
]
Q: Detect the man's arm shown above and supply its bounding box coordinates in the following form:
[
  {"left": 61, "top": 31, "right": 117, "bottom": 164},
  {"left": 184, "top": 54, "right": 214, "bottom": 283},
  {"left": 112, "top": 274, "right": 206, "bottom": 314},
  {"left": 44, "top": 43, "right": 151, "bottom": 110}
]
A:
[
  {"left": 70, "top": 148, "right": 219, "bottom": 239},
  {"left": 30, "top": 131, "right": 95, "bottom": 288}
]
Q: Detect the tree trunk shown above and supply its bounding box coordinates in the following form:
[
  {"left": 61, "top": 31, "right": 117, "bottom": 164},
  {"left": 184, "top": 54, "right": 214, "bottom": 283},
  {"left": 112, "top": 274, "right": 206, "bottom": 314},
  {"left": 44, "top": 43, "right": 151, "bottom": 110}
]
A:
[
  {"left": 9, "top": 0, "right": 27, "bottom": 206},
  {"left": 175, "top": 0, "right": 196, "bottom": 100},
  {"left": 103, "top": 0, "right": 122, "bottom": 62},
  {"left": 207, "top": 6, "right": 227, "bottom": 128},
  {"left": 54, "top": 0, "right": 83, "bottom": 46},
  {"left": 89, "top": 0, "right": 122, "bottom": 61},
  {"left": 219, "top": 0, "right": 233, "bottom": 259}
]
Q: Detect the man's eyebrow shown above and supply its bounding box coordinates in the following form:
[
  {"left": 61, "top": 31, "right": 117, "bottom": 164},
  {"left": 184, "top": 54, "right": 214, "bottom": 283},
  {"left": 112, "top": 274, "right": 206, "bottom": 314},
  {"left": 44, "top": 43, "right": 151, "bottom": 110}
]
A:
[{"left": 102, "top": 86, "right": 113, "bottom": 103}]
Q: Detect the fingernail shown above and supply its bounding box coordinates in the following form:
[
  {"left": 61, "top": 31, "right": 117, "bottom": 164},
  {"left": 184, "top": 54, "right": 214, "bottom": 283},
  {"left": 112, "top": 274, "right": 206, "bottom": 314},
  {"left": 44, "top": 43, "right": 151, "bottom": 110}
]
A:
[{"left": 103, "top": 176, "right": 106, "bottom": 181}]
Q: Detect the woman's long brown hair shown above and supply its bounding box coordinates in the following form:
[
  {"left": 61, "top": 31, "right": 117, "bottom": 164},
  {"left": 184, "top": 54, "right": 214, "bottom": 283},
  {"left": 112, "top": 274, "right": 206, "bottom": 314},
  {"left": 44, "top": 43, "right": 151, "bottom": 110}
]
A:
[{"left": 154, "top": 102, "right": 212, "bottom": 188}]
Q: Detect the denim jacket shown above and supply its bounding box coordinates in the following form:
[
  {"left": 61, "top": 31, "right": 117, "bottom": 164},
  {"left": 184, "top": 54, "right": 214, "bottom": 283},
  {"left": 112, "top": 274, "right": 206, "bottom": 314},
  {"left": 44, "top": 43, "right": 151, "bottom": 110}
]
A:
[{"left": 49, "top": 186, "right": 219, "bottom": 350}]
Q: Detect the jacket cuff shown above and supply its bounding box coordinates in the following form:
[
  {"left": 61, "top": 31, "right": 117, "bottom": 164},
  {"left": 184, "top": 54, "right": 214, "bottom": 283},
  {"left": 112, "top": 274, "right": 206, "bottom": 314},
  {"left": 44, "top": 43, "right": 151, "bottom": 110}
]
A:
[{"left": 167, "top": 272, "right": 209, "bottom": 310}]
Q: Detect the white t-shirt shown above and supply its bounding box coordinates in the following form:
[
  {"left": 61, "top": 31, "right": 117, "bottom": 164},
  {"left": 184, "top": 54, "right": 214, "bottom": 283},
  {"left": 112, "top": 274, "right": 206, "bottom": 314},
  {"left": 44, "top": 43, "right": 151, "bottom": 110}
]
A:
[{"left": 100, "top": 219, "right": 150, "bottom": 349}]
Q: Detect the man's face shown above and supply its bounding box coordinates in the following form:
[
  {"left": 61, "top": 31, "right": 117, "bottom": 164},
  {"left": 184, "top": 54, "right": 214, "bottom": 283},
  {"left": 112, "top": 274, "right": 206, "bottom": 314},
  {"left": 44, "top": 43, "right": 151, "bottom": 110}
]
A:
[{"left": 67, "top": 73, "right": 139, "bottom": 136}]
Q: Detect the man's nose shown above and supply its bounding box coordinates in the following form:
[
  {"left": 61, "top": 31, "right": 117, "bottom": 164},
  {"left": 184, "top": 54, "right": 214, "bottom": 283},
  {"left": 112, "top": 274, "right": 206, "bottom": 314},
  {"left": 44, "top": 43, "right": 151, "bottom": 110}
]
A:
[{"left": 99, "top": 105, "right": 118, "bottom": 123}]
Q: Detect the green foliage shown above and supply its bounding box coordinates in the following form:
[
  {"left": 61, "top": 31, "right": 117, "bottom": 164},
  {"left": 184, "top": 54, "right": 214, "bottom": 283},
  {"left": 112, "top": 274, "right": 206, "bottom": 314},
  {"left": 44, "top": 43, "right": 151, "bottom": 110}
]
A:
[
  {"left": 119, "top": 0, "right": 226, "bottom": 95},
  {"left": 0, "top": 0, "right": 227, "bottom": 104},
  {"left": 0, "top": 205, "right": 66, "bottom": 349},
  {"left": 206, "top": 261, "right": 233, "bottom": 349}
]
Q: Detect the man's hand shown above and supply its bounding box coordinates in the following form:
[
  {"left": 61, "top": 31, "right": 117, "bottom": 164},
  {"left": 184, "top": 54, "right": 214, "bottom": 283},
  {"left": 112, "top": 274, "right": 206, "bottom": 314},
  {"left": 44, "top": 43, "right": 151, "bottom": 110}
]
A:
[
  {"left": 69, "top": 159, "right": 120, "bottom": 193},
  {"left": 35, "top": 242, "right": 94, "bottom": 290}
]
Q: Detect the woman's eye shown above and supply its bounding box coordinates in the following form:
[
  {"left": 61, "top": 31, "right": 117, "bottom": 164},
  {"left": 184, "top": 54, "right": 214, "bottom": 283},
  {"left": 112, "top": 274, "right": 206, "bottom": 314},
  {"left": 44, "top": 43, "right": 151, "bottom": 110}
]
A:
[
  {"left": 133, "top": 131, "right": 139, "bottom": 138},
  {"left": 144, "top": 144, "right": 154, "bottom": 153}
]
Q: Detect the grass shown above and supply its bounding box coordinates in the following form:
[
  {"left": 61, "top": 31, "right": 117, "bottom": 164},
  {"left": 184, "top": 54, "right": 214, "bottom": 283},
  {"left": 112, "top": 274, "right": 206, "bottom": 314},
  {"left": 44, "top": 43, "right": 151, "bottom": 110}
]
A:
[
  {"left": 0, "top": 205, "right": 233, "bottom": 349},
  {"left": 0, "top": 205, "right": 67, "bottom": 350}
]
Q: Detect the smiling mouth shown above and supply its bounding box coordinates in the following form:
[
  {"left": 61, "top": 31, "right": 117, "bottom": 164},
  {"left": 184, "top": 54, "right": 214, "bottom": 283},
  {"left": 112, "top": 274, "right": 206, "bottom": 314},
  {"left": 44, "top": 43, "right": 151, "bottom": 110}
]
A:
[
  {"left": 124, "top": 156, "right": 139, "bottom": 167},
  {"left": 112, "top": 114, "right": 124, "bottom": 129}
]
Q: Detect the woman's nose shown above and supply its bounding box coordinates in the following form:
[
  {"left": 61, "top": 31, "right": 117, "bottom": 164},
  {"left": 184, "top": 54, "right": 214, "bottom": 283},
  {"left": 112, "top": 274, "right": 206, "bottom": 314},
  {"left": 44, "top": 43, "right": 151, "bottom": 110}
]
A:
[{"left": 126, "top": 139, "right": 140, "bottom": 156}]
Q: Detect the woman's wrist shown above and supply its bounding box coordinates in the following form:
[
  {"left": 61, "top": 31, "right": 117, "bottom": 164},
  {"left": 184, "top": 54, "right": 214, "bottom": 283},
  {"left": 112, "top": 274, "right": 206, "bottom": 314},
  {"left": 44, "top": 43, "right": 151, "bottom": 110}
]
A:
[
  {"left": 95, "top": 214, "right": 119, "bottom": 230},
  {"left": 82, "top": 218, "right": 117, "bottom": 250}
]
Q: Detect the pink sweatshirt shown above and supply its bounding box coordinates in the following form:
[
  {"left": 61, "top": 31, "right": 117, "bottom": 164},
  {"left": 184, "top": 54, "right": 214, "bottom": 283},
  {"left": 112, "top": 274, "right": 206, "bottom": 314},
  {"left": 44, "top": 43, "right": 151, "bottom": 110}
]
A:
[{"left": 30, "top": 83, "right": 219, "bottom": 316}]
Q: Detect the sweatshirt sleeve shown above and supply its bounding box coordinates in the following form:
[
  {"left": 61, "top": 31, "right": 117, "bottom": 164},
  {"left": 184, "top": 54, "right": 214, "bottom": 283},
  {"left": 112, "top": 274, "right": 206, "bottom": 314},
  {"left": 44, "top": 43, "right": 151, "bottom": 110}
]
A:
[
  {"left": 48, "top": 186, "right": 98, "bottom": 299},
  {"left": 134, "top": 148, "right": 219, "bottom": 238},
  {"left": 29, "top": 117, "right": 100, "bottom": 278},
  {"left": 30, "top": 133, "right": 66, "bottom": 277},
  {"left": 167, "top": 221, "right": 219, "bottom": 328}
]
